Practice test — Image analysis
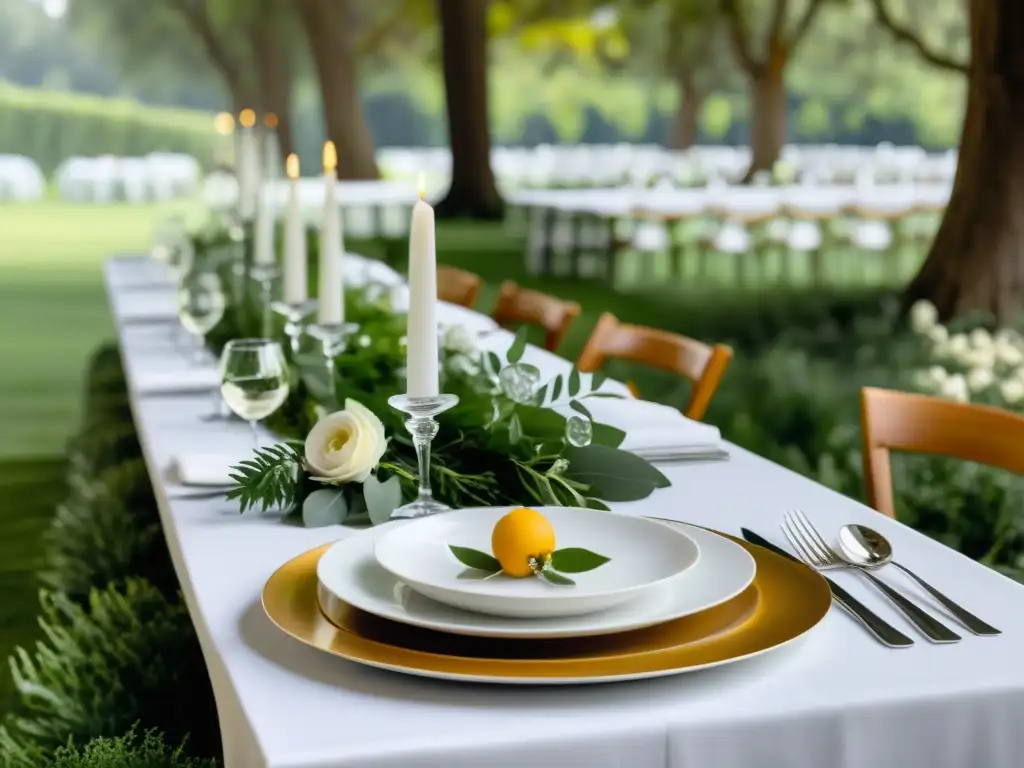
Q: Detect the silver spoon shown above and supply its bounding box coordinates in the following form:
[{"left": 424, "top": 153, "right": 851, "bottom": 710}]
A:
[{"left": 838, "top": 524, "right": 1001, "bottom": 636}]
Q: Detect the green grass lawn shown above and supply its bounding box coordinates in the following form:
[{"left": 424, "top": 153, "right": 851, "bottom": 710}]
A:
[{"left": 0, "top": 201, "right": 198, "bottom": 713}]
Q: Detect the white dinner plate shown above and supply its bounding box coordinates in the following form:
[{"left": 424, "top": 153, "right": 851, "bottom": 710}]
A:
[
  {"left": 374, "top": 507, "right": 699, "bottom": 618},
  {"left": 318, "top": 520, "right": 755, "bottom": 638}
]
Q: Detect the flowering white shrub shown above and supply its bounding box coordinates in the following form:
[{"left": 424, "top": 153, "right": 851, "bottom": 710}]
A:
[{"left": 907, "top": 299, "right": 1024, "bottom": 409}]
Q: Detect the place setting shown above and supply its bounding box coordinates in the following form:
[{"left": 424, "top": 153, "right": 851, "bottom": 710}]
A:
[{"left": 265, "top": 503, "right": 830, "bottom": 685}]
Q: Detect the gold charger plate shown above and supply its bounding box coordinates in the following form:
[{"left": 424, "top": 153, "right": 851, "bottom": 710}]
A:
[{"left": 261, "top": 526, "right": 832, "bottom": 685}]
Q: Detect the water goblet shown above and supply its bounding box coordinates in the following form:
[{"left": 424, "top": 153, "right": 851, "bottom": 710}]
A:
[
  {"left": 219, "top": 339, "right": 290, "bottom": 449},
  {"left": 178, "top": 270, "right": 226, "bottom": 364}
]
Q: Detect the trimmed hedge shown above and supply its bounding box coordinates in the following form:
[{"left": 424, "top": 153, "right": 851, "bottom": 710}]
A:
[
  {"left": 0, "top": 344, "right": 222, "bottom": 766},
  {"left": 0, "top": 83, "right": 218, "bottom": 175},
  {"left": 10, "top": 726, "right": 217, "bottom": 768}
]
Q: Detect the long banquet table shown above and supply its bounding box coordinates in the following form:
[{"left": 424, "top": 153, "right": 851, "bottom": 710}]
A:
[{"left": 105, "top": 254, "right": 1024, "bottom": 768}]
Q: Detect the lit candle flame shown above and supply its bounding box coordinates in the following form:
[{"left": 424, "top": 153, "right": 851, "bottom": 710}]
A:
[
  {"left": 264, "top": 112, "right": 279, "bottom": 129},
  {"left": 239, "top": 108, "right": 256, "bottom": 129},
  {"left": 213, "top": 112, "right": 235, "bottom": 135},
  {"left": 286, "top": 153, "right": 299, "bottom": 180},
  {"left": 417, "top": 172, "right": 426, "bottom": 201},
  {"left": 323, "top": 141, "right": 337, "bottom": 173}
]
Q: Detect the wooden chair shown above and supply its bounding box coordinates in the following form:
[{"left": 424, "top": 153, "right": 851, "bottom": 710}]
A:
[
  {"left": 576, "top": 312, "right": 733, "bottom": 421},
  {"left": 437, "top": 266, "right": 482, "bottom": 308},
  {"left": 491, "top": 281, "right": 581, "bottom": 352},
  {"left": 861, "top": 387, "right": 1024, "bottom": 517}
]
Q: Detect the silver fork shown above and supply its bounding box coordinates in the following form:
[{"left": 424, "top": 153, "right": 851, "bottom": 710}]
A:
[{"left": 782, "top": 509, "right": 961, "bottom": 644}]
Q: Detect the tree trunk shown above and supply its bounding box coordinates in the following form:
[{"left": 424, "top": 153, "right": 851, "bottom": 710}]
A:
[
  {"left": 903, "top": 0, "right": 1024, "bottom": 321},
  {"left": 296, "top": 0, "right": 379, "bottom": 180},
  {"left": 253, "top": 18, "right": 295, "bottom": 161},
  {"left": 672, "top": 73, "right": 702, "bottom": 151},
  {"left": 435, "top": 0, "right": 503, "bottom": 220},
  {"left": 741, "top": 45, "right": 788, "bottom": 183}
]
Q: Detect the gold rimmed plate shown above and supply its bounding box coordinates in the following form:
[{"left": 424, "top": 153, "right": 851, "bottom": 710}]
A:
[{"left": 261, "top": 524, "right": 831, "bottom": 685}]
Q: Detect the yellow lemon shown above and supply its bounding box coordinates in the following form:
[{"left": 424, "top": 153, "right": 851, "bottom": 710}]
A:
[{"left": 491, "top": 507, "right": 556, "bottom": 577}]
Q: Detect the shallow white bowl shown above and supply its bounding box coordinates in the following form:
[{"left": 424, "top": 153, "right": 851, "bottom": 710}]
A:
[
  {"left": 373, "top": 506, "right": 701, "bottom": 619},
  {"left": 317, "top": 520, "right": 754, "bottom": 638}
]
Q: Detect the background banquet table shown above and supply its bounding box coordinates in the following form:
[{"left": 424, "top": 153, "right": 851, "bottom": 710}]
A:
[{"left": 105, "top": 254, "right": 1024, "bottom": 768}]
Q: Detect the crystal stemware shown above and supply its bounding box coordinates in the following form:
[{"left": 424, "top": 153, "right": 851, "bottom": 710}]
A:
[
  {"left": 177, "top": 270, "right": 226, "bottom": 364},
  {"left": 219, "top": 339, "right": 290, "bottom": 449}
]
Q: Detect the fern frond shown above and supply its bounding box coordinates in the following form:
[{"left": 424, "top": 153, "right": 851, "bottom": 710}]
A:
[{"left": 226, "top": 443, "right": 302, "bottom": 513}]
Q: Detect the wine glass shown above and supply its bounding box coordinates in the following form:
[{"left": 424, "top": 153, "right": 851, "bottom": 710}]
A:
[
  {"left": 219, "top": 339, "right": 290, "bottom": 449},
  {"left": 167, "top": 236, "right": 195, "bottom": 282},
  {"left": 178, "top": 270, "right": 226, "bottom": 363},
  {"left": 151, "top": 214, "right": 187, "bottom": 280}
]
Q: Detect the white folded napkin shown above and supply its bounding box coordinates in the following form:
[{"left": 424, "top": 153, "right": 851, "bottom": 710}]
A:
[
  {"left": 117, "top": 293, "right": 178, "bottom": 322},
  {"left": 553, "top": 397, "right": 723, "bottom": 458},
  {"left": 169, "top": 453, "right": 240, "bottom": 487},
  {"left": 135, "top": 366, "right": 219, "bottom": 395}
]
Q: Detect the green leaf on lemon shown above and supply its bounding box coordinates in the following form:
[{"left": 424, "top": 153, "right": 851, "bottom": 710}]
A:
[
  {"left": 540, "top": 569, "right": 575, "bottom": 586},
  {"left": 550, "top": 547, "right": 611, "bottom": 573},
  {"left": 449, "top": 545, "right": 501, "bottom": 572}
]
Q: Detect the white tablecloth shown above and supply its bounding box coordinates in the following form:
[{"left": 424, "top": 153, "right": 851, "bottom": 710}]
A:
[{"left": 105, "top": 255, "right": 1024, "bottom": 768}]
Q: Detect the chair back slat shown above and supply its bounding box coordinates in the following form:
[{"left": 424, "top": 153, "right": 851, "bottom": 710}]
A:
[
  {"left": 860, "top": 386, "right": 1024, "bottom": 517},
  {"left": 577, "top": 312, "right": 732, "bottom": 421},
  {"left": 492, "top": 281, "right": 581, "bottom": 352},
  {"left": 437, "top": 266, "right": 482, "bottom": 308}
]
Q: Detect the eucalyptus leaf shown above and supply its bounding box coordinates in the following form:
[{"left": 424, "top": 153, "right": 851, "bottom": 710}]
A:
[
  {"left": 569, "top": 400, "right": 592, "bottom": 419},
  {"left": 591, "top": 370, "right": 607, "bottom": 390},
  {"left": 585, "top": 498, "right": 611, "bottom": 511},
  {"left": 486, "top": 352, "right": 502, "bottom": 376},
  {"left": 551, "top": 375, "right": 563, "bottom": 401},
  {"left": 507, "top": 326, "right": 529, "bottom": 364},
  {"left": 583, "top": 391, "right": 626, "bottom": 399},
  {"left": 540, "top": 569, "right": 575, "bottom": 586},
  {"left": 563, "top": 445, "right": 671, "bottom": 501},
  {"left": 509, "top": 413, "right": 523, "bottom": 444},
  {"left": 568, "top": 367, "right": 581, "bottom": 397},
  {"left": 363, "top": 473, "right": 403, "bottom": 525},
  {"left": 301, "top": 488, "right": 348, "bottom": 528},
  {"left": 591, "top": 423, "right": 626, "bottom": 448},
  {"left": 449, "top": 545, "right": 501, "bottom": 572},
  {"left": 550, "top": 547, "right": 611, "bottom": 573}
]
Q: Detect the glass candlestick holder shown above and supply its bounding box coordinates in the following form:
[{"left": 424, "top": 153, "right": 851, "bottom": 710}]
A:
[
  {"left": 250, "top": 264, "right": 280, "bottom": 337},
  {"left": 307, "top": 321, "right": 360, "bottom": 383},
  {"left": 387, "top": 393, "right": 459, "bottom": 519},
  {"left": 227, "top": 221, "right": 247, "bottom": 304},
  {"left": 269, "top": 299, "right": 318, "bottom": 356}
]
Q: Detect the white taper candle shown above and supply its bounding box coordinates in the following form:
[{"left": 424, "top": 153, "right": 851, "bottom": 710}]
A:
[
  {"left": 318, "top": 141, "right": 344, "bottom": 325},
  {"left": 237, "top": 109, "right": 259, "bottom": 221},
  {"left": 282, "top": 154, "right": 307, "bottom": 303},
  {"left": 405, "top": 173, "right": 439, "bottom": 398},
  {"left": 253, "top": 173, "right": 274, "bottom": 266}
]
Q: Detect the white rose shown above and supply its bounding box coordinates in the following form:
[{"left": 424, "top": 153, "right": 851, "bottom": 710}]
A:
[
  {"left": 304, "top": 398, "right": 388, "bottom": 484},
  {"left": 442, "top": 324, "right": 479, "bottom": 358},
  {"left": 909, "top": 300, "right": 938, "bottom": 333},
  {"left": 941, "top": 373, "right": 969, "bottom": 403},
  {"left": 927, "top": 324, "right": 949, "bottom": 345},
  {"left": 996, "top": 340, "right": 1024, "bottom": 366},
  {"left": 995, "top": 329, "right": 1018, "bottom": 347},
  {"left": 1001, "top": 379, "right": 1024, "bottom": 404},
  {"left": 913, "top": 366, "right": 945, "bottom": 393},
  {"left": 967, "top": 367, "right": 995, "bottom": 392},
  {"left": 965, "top": 347, "right": 996, "bottom": 370},
  {"left": 948, "top": 333, "right": 969, "bottom": 356},
  {"left": 969, "top": 328, "right": 992, "bottom": 349}
]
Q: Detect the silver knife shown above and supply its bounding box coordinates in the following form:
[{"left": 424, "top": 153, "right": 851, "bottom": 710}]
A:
[{"left": 741, "top": 528, "right": 914, "bottom": 648}]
